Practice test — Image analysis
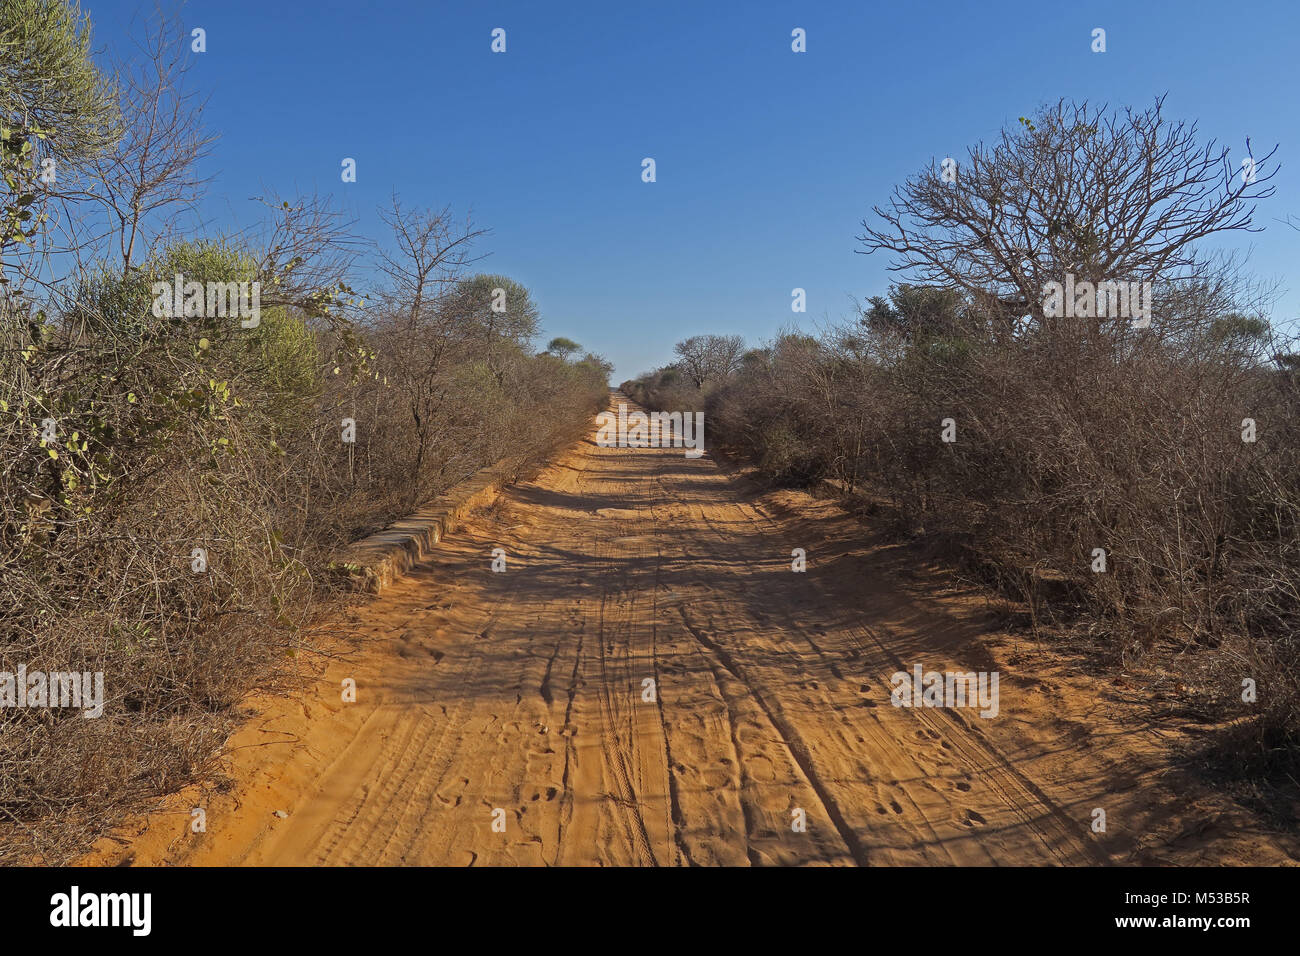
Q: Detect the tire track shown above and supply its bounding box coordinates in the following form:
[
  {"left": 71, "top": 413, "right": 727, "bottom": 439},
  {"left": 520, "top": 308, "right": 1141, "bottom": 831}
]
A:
[{"left": 115, "top": 395, "right": 1194, "bottom": 867}]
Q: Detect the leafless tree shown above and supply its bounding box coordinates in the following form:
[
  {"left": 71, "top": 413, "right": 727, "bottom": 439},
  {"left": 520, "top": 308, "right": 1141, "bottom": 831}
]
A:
[
  {"left": 673, "top": 334, "right": 745, "bottom": 387},
  {"left": 365, "top": 198, "right": 490, "bottom": 503},
  {"left": 857, "top": 97, "right": 1278, "bottom": 332},
  {"left": 85, "top": 3, "right": 216, "bottom": 272},
  {"left": 251, "top": 189, "right": 362, "bottom": 320},
  {"left": 374, "top": 194, "right": 487, "bottom": 329}
]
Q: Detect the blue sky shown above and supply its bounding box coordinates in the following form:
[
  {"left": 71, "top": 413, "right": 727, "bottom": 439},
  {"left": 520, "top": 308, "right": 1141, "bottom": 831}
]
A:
[{"left": 86, "top": 0, "right": 1300, "bottom": 380}]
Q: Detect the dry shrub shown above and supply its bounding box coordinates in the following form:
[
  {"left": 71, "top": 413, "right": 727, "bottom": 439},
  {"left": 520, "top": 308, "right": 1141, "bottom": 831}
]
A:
[
  {"left": 630, "top": 286, "right": 1300, "bottom": 775},
  {"left": 0, "top": 244, "right": 607, "bottom": 862},
  {"left": 628, "top": 97, "right": 1300, "bottom": 777},
  {"left": 1, "top": 0, "right": 609, "bottom": 862}
]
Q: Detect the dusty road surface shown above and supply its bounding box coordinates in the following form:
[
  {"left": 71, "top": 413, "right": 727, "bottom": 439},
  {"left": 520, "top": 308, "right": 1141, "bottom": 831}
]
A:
[{"left": 88, "top": 397, "right": 1297, "bottom": 866}]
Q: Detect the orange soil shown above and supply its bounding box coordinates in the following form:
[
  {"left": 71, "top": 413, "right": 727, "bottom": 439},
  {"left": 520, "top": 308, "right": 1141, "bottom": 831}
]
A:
[{"left": 81, "top": 399, "right": 1299, "bottom": 866}]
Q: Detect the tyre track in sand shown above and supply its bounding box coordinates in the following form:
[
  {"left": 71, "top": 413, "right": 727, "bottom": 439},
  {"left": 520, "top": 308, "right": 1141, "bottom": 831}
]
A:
[{"left": 92, "top": 393, "right": 1281, "bottom": 867}]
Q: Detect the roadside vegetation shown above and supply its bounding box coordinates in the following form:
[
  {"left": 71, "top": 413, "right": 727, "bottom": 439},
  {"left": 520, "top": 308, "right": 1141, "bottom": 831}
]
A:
[
  {"left": 626, "top": 99, "right": 1300, "bottom": 790},
  {"left": 0, "top": 0, "right": 607, "bottom": 862}
]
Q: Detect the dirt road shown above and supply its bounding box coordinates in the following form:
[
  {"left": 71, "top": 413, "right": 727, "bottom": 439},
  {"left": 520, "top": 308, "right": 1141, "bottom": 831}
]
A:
[{"left": 88, "top": 397, "right": 1296, "bottom": 867}]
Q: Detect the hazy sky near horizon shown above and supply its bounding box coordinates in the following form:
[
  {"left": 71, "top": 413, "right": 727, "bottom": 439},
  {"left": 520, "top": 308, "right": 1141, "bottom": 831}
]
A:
[{"left": 85, "top": 0, "right": 1300, "bottom": 380}]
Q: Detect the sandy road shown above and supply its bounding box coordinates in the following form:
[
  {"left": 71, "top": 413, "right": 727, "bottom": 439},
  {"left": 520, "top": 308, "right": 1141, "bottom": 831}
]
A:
[{"left": 90, "top": 396, "right": 1296, "bottom": 867}]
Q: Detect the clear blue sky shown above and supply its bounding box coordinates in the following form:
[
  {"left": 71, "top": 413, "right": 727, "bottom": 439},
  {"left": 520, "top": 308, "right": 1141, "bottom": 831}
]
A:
[{"left": 86, "top": 0, "right": 1300, "bottom": 380}]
